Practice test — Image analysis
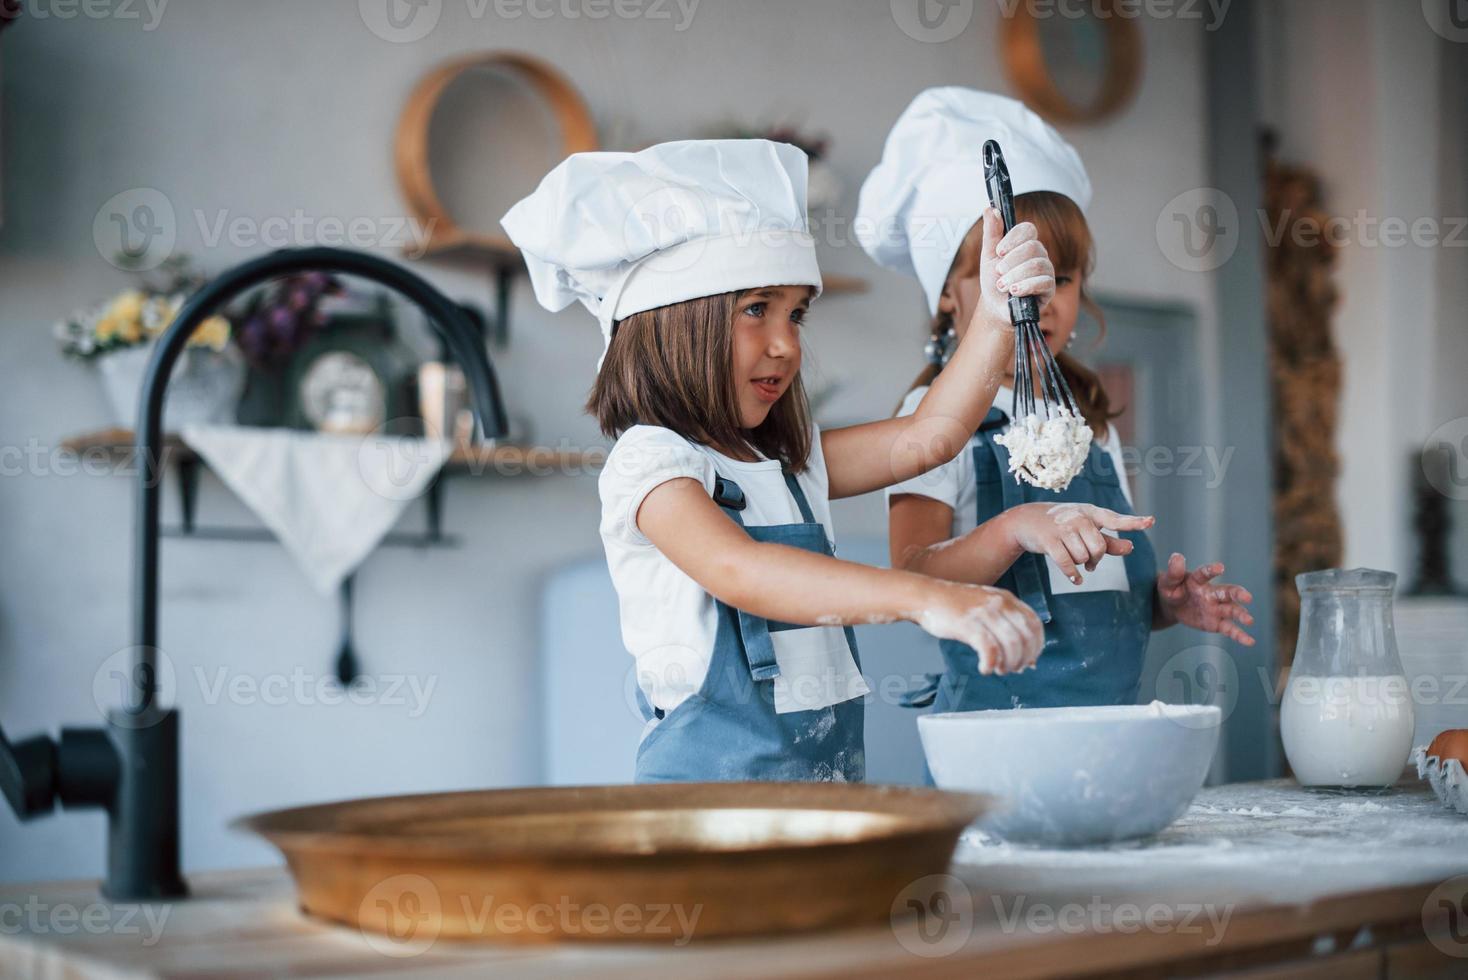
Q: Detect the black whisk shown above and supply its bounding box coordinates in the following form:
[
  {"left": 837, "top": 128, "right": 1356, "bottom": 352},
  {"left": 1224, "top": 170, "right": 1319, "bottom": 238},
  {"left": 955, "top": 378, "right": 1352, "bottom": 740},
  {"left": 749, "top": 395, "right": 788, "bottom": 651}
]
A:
[{"left": 983, "top": 140, "right": 1081, "bottom": 424}]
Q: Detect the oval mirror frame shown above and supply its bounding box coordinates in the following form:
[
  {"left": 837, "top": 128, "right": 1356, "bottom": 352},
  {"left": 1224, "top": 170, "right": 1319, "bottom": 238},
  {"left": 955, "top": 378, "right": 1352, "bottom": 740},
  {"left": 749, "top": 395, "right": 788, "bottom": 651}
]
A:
[
  {"left": 1000, "top": 0, "right": 1142, "bottom": 125},
  {"left": 395, "top": 52, "right": 598, "bottom": 260}
]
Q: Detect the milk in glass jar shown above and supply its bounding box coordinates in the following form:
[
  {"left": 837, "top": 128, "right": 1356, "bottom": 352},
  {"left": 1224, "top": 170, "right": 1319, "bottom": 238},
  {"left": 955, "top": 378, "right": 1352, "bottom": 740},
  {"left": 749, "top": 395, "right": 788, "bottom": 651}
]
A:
[{"left": 1281, "top": 569, "right": 1415, "bottom": 789}]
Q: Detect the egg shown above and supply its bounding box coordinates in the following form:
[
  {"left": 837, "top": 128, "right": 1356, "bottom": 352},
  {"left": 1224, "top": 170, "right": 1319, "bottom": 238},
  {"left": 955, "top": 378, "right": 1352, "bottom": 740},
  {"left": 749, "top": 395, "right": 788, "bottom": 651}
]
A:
[{"left": 1427, "top": 729, "right": 1468, "bottom": 767}]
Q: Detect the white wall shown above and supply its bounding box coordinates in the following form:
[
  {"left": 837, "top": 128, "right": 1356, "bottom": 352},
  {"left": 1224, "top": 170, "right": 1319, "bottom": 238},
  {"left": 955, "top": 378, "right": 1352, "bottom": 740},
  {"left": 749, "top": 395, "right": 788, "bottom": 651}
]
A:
[
  {"left": 1257, "top": 0, "right": 1468, "bottom": 577},
  {"left": 0, "top": 0, "right": 1218, "bottom": 882}
]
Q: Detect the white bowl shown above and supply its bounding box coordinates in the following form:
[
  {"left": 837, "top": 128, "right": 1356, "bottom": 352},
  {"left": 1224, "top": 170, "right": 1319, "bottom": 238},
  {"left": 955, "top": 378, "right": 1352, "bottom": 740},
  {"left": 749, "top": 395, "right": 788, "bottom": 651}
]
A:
[{"left": 917, "top": 702, "right": 1221, "bottom": 846}]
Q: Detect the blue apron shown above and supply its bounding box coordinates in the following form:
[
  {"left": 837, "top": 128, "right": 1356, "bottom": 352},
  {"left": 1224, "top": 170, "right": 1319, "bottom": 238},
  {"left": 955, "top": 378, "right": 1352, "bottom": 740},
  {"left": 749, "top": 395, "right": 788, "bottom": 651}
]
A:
[
  {"left": 634, "top": 469, "right": 866, "bottom": 783},
  {"left": 906, "top": 408, "right": 1157, "bottom": 712}
]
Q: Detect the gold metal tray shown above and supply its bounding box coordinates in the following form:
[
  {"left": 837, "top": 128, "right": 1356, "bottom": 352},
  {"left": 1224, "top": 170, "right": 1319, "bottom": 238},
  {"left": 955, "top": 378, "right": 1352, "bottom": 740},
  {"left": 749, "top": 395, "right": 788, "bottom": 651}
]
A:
[{"left": 237, "top": 782, "right": 991, "bottom": 944}]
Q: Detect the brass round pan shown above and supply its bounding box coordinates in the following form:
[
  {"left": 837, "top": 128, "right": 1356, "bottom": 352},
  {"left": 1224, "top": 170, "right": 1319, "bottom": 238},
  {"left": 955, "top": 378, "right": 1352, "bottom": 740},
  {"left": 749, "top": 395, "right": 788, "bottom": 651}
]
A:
[{"left": 235, "top": 782, "right": 991, "bottom": 944}]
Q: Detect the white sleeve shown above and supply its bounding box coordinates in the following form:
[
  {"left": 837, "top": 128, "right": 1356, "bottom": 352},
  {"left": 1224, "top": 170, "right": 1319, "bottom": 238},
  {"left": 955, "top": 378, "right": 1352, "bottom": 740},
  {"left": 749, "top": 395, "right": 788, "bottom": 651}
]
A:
[
  {"left": 599, "top": 426, "right": 715, "bottom": 547},
  {"left": 802, "top": 420, "right": 831, "bottom": 496},
  {"left": 883, "top": 386, "right": 966, "bottom": 511}
]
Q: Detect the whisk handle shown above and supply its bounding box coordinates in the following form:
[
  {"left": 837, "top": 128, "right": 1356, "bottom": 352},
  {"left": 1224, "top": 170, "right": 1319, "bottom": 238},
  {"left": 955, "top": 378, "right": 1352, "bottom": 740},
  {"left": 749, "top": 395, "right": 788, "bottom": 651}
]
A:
[{"left": 983, "top": 140, "right": 1041, "bottom": 327}]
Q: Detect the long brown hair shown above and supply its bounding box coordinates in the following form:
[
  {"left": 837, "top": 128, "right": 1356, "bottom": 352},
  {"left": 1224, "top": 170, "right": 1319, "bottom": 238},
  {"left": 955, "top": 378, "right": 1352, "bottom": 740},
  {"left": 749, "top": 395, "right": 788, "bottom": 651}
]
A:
[
  {"left": 588, "top": 290, "right": 813, "bottom": 472},
  {"left": 905, "top": 191, "right": 1115, "bottom": 437}
]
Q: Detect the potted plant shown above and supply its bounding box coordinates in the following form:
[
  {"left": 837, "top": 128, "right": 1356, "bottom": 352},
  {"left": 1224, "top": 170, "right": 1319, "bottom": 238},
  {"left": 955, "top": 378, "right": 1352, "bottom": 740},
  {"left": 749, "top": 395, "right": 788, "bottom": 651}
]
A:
[{"left": 54, "top": 257, "right": 244, "bottom": 431}]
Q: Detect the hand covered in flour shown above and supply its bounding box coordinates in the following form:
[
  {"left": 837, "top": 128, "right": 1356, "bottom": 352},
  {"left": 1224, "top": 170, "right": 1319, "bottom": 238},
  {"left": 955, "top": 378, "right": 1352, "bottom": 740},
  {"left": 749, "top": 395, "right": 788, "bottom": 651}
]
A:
[
  {"left": 1001, "top": 503, "right": 1156, "bottom": 586},
  {"left": 967, "top": 207, "right": 1057, "bottom": 338},
  {"left": 1154, "top": 553, "right": 1256, "bottom": 645},
  {"left": 913, "top": 582, "right": 1044, "bottom": 676}
]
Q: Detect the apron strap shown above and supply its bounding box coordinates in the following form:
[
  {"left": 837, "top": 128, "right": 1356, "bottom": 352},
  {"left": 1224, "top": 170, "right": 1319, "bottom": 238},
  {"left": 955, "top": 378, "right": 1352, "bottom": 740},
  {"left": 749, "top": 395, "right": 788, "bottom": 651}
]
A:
[
  {"left": 714, "top": 477, "right": 748, "bottom": 526},
  {"left": 782, "top": 470, "right": 817, "bottom": 524},
  {"left": 708, "top": 474, "right": 781, "bottom": 681},
  {"left": 981, "top": 439, "right": 1054, "bottom": 624}
]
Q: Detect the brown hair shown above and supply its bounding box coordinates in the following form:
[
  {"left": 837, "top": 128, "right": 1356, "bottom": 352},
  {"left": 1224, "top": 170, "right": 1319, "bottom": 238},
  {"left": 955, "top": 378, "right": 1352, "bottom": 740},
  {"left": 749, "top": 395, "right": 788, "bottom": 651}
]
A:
[
  {"left": 587, "top": 290, "right": 813, "bottom": 472},
  {"left": 905, "top": 191, "right": 1116, "bottom": 438}
]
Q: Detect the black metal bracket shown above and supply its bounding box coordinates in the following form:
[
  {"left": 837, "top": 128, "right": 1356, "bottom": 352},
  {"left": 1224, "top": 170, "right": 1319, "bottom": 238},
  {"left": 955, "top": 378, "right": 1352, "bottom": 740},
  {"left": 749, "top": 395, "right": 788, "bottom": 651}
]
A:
[{"left": 491, "top": 262, "right": 513, "bottom": 348}]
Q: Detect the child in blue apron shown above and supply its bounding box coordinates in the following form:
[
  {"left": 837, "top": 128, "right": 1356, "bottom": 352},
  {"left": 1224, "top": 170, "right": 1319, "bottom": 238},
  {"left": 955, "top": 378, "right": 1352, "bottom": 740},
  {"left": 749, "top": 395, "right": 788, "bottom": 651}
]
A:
[
  {"left": 503, "top": 139, "right": 1057, "bottom": 783},
  {"left": 858, "top": 89, "right": 1255, "bottom": 717}
]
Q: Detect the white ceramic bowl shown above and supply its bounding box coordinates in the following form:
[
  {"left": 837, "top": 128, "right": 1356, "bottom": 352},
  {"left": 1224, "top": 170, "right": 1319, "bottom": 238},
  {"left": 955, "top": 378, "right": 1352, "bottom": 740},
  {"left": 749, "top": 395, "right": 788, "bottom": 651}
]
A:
[{"left": 917, "top": 702, "right": 1221, "bottom": 846}]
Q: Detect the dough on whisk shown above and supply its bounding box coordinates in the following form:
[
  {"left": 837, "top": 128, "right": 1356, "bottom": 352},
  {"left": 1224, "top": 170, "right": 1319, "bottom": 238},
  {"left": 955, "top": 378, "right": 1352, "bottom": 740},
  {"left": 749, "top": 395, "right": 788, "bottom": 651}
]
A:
[{"left": 995, "top": 409, "right": 1093, "bottom": 492}]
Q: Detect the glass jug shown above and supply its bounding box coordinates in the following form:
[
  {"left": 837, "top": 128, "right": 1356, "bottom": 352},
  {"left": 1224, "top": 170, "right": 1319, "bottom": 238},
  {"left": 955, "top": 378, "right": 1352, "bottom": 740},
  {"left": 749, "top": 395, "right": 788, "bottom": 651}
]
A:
[{"left": 1281, "top": 568, "right": 1416, "bottom": 789}]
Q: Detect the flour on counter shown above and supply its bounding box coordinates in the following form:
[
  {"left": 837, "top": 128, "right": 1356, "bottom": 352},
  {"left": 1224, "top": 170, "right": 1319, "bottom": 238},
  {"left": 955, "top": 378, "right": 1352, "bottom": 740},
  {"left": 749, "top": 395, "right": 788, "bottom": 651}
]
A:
[{"left": 952, "top": 780, "right": 1468, "bottom": 907}]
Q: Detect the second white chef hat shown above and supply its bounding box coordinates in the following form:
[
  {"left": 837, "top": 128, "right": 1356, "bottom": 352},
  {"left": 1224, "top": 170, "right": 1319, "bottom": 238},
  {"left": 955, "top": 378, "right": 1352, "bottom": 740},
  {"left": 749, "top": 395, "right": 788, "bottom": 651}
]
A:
[
  {"left": 856, "top": 88, "right": 1091, "bottom": 316},
  {"left": 502, "top": 139, "right": 823, "bottom": 363}
]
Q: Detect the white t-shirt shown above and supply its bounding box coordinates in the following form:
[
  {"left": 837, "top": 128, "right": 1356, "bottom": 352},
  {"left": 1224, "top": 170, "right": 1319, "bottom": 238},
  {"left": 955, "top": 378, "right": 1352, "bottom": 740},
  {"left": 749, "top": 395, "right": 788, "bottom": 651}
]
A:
[
  {"left": 885, "top": 385, "right": 1133, "bottom": 539},
  {"left": 599, "top": 424, "right": 870, "bottom": 718}
]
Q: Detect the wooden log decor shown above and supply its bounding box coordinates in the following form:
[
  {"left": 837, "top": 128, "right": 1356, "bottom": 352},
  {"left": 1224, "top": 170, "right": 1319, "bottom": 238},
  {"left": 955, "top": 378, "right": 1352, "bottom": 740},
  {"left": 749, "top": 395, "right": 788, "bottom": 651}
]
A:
[{"left": 1264, "top": 148, "right": 1345, "bottom": 682}]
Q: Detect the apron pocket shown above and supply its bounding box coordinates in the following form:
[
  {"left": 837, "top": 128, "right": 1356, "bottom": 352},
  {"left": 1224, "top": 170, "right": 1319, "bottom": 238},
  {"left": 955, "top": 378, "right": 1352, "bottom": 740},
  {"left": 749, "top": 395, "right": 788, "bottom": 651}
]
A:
[{"left": 769, "top": 626, "right": 869, "bottom": 714}]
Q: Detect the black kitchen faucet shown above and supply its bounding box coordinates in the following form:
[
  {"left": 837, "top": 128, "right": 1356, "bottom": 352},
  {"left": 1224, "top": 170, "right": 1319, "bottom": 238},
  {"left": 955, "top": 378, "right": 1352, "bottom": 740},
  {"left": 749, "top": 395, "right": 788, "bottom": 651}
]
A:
[{"left": 0, "top": 247, "right": 510, "bottom": 899}]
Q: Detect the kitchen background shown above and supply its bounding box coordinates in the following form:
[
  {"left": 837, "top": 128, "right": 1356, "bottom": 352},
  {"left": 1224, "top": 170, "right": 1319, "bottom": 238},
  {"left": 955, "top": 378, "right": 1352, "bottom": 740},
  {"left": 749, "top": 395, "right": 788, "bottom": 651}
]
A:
[{"left": 0, "top": 0, "right": 1464, "bottom": 884}]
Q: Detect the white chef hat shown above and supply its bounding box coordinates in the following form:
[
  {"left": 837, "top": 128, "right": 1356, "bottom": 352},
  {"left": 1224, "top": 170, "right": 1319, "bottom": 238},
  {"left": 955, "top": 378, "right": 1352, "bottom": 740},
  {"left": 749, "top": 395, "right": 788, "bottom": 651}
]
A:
[
  {"left": 856, "top": 88, "right": 1091, "bottom": 316},
  {"left": 502, "top": 139, "right": 822, "bottom": 363}
]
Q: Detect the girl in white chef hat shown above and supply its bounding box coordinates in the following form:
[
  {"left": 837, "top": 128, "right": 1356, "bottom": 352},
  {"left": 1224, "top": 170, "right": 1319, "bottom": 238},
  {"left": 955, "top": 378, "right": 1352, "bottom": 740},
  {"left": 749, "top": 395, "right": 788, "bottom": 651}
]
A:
[
  {"left": 860, "top": 89, "right": 1255, "bottom": 718},
  {"left": 504, "top": 139, "right": 1054, "bottom": 783}
]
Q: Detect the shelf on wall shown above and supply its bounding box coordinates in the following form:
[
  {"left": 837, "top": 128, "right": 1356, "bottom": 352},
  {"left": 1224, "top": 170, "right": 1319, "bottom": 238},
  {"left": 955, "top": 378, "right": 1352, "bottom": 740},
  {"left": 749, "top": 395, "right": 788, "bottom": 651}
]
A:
[
  {"left": 59, "top": 427, "right": 605, "bottom": 549},
  {"left": 59, "top": 428, "right": 604, "bottom": 475},
  {"left": 412, "top": 232, "right": 523, "bottom": 265}
]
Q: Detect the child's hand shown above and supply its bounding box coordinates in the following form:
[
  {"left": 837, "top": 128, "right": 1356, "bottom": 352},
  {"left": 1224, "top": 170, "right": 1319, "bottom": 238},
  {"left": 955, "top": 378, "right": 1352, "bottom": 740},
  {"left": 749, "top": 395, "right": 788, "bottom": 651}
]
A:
[
  {"left": 913, "top": 581, "right": 1044, "bottom": 676},
  {"left": 973, "top": 206, "right": 1056, "bottom": 336},
  {"left": 1155, "top": 553, "right": 1256, "bottom": 646},
  {"left": 1003, "top": 503, "right": 1156, "bottom": 585}
]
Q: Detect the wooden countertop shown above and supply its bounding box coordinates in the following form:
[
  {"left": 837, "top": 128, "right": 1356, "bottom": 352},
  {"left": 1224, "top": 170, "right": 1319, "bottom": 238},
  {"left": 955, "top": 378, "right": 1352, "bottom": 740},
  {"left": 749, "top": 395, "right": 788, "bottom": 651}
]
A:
[{"left": 2, "top": 780, "right": 1466, "bottom": 978}]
